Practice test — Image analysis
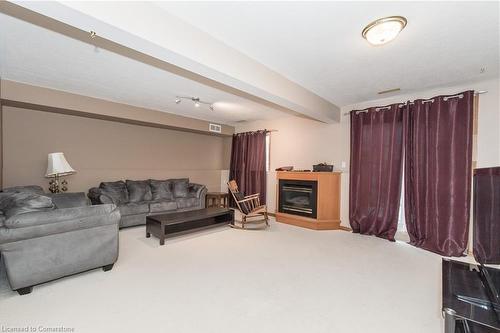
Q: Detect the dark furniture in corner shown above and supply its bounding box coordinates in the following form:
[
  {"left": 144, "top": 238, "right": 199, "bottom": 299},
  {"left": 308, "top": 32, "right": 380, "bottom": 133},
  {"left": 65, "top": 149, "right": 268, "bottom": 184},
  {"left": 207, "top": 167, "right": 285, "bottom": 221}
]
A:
[
  {"left": 442, "top": 259, "right": 500, "bottom": 333},
  {"left": 146, "top": 208, "right": 234, "bottom": 245}
]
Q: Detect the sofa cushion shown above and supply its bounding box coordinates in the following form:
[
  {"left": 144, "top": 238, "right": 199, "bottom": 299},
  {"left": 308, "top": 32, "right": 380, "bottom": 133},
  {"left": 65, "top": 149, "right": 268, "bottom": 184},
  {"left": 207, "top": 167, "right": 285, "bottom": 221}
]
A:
[
  {"left": 48, "top": 192, "right": 90, "bottom": 209},
  {"left": 118, "top": 202, "right": 149, "bottom": 216},
  {"left": 149, "top": 180, "right": 174, "bottom": 200},
  {"left": 0, "top": 193, "right": 12, "bottom": 212},
  {"left": 126, "top": 180, "right": 152, "bottom": 202},
  {"left": 0, "top": 192, "right": 55, "bottom": 219},
  {"left": 233, "top": 192, "right": 250, "bottom": 214},
  {"left": 149, "top": 200, "right": 177, "bottom": 213},
  {"left": 3, "top": 185, "right": 45, "bottom": 195},
  {"left": 172, "top": 178, "right": 189, "bottom": 198},
  {"left": 3, "top": 204, "right": 116, "bottom": 229},
  {"left": 0, "top": 212, "right": 4, "bottom": 228},
  {"left": 99, "top": 181, "right": 129, "bottom": 205},
  {"left": 176, "top": 197, "right": 199, "bottom": 209},
  {"left": 188, "top": 183, "right": 206, "bottom": 198}
]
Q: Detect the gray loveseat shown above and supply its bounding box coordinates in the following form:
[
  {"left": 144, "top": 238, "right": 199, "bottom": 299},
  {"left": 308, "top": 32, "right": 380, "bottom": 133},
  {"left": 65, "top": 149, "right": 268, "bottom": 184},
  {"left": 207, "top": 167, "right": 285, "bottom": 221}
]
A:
[
  {"left": 0, "top": 185, "right": 120, "bottom": 295},
  {"left": 88, "top": 179, "right": 207, "bottom": 228}
]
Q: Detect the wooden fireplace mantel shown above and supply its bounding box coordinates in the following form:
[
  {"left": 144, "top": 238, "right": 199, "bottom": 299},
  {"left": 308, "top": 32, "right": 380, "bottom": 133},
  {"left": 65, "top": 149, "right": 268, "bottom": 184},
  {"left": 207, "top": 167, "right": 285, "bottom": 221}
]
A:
[{"left": 275, "top": 171, "right": 341, "bottom": 230}]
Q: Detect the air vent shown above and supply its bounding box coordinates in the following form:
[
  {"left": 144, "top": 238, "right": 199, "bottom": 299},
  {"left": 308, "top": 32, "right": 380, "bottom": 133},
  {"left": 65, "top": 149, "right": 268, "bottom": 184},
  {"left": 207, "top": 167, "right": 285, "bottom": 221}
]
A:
[
  {"left": 378, "top": 88, "right": 401, "bottom": 95},
  {"left": 209, "top": 123, "right": 222, "bottom": 133}
]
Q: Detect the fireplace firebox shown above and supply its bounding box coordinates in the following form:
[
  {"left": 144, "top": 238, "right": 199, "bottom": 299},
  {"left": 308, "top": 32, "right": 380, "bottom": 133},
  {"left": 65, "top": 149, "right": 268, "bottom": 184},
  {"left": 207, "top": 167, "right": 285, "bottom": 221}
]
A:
[{"left": 278, "top": 179, "right": 318, "bottom": 218}]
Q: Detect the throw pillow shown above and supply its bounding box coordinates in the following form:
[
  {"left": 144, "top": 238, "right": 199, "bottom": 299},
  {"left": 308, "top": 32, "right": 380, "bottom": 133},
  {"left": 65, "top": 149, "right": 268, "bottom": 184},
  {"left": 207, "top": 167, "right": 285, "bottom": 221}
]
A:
[
  {"left": 172, "top": 178, "right": 189, "bottom": 198},
  {"left": 99, "top": 181, "right": 129, "bottom": 205},
  {"left": 126, "top": 180, "right": 153, "bottom": 202},
  {"left": 149, "top": 180, "right": 174, "bottom": 200},
  {"left": 2, "top": 192, "right": 55, "bottom": 219}
]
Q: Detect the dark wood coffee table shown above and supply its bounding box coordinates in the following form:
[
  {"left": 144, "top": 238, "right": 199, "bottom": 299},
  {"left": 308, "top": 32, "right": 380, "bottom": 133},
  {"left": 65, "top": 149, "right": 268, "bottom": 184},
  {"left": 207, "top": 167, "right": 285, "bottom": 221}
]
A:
[{"left": 146, "top": 208, "right": 234, "bottom": 245}]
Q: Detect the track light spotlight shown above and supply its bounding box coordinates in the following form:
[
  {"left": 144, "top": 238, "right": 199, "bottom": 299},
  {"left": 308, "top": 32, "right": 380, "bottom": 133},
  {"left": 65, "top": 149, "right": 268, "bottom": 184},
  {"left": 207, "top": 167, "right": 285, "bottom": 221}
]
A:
[{"left": 174, "top": 96, "right": 214, "bottom": 110}]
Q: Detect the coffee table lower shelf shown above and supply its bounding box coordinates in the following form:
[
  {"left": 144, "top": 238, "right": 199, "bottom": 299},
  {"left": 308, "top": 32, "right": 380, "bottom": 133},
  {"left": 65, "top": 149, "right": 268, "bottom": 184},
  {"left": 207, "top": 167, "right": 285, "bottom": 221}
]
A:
[{"left": 146, "top": 208, "right": 234, "bottom": 245}]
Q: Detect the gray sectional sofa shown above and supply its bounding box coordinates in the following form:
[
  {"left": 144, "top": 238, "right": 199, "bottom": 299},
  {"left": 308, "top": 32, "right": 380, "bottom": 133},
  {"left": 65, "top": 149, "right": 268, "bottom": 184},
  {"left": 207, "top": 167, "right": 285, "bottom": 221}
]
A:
[
  {"left": 0, "top": 185, "right": 120, "bottom": 295},
  {"left": 88, "top": 178, "right": 207, "bottom": 228}
]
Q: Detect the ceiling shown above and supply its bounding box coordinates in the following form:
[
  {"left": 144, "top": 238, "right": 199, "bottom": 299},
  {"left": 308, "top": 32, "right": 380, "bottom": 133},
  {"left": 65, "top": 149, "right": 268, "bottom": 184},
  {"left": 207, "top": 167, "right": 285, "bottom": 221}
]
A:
[
  {"left": 1, "top": 1, "right": 498, "bottom": 125},
  {"left": 156, "top": 1, "right": 500, "bottom": 106},
  {"left": 0, "top": 12, "right": 290, "bottom": 125}
]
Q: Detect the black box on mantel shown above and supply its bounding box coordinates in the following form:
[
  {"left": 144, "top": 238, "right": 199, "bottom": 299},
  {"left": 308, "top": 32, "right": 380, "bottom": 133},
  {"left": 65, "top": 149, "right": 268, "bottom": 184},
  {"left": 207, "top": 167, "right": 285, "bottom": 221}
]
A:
[{"left": 313, "top": 164, "right": 334, "bottom": 172}]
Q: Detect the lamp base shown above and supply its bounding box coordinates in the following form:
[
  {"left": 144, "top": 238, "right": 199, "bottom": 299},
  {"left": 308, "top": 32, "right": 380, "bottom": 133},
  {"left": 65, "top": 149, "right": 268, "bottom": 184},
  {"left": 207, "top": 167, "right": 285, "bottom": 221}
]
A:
[{"left": 48, "top": 176, "right": 68, "bottom": 193}]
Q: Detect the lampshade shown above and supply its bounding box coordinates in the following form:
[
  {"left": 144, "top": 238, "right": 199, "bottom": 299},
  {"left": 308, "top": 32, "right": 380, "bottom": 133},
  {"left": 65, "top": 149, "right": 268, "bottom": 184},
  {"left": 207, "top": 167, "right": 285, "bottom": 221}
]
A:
[{"left": 45, "top": 152, "right": 76, "bottom": 178}]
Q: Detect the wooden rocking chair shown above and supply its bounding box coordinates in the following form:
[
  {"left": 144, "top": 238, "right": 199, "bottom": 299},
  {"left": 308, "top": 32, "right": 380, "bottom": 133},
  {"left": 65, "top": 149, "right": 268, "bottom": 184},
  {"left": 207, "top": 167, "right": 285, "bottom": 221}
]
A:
[{"left": 227, "top": 180, "right": 269, "bottom": 229}]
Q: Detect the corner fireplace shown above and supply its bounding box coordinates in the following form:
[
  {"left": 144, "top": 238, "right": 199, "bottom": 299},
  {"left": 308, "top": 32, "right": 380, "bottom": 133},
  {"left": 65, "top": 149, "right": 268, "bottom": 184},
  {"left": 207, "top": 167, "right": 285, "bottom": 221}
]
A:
[{"left": 279, "top": 179, "right": 318, "bottom": 218}]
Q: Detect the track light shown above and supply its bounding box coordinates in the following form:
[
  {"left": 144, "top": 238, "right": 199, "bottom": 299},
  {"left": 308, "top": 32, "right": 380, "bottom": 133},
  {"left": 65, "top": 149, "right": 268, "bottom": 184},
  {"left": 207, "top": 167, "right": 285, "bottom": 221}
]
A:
[{"left": 174, "top": 96, "right": 214, "bottom": 110}]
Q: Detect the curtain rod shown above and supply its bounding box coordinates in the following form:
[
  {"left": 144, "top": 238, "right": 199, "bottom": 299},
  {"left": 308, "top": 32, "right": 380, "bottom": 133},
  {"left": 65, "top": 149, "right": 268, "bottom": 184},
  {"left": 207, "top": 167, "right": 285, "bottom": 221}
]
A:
[{"left": 343, "top": 90, "right": 488, "bottom": 116}]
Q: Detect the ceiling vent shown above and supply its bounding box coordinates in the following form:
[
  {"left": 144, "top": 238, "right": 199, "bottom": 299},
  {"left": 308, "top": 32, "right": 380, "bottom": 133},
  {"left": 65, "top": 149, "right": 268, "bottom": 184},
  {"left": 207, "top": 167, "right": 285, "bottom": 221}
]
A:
[
  {"left": 378, "top": 88, "right": 401, "bottom": 95},
  {"left": 209, "top": 123, "right": 222, "bottom": 133}
]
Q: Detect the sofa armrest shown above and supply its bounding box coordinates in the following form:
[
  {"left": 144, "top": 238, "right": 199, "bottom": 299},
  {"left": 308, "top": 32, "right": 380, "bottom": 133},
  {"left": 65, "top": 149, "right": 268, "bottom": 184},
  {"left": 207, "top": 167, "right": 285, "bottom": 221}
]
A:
[
  {"left": 188, "top": 183, "right": 207, "bottom": 198},
  {"left": 88, "top": 187, "right": 115, "bottom": 205},
  {"left": 3, "top": 204, "right": 118, "bottom": 229},
  {"left": 0, "top": 205, "right": 120, "bottom": 245}
]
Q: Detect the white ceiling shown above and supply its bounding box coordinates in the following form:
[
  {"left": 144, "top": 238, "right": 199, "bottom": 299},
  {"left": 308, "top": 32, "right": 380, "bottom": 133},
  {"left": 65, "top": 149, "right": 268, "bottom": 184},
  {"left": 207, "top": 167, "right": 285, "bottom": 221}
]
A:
[
  {"left": 156, "top": 1, "right": 500, "bottom": 106},
  {"left": 0, "top": 13, "right": 290, "bottom": 125}
]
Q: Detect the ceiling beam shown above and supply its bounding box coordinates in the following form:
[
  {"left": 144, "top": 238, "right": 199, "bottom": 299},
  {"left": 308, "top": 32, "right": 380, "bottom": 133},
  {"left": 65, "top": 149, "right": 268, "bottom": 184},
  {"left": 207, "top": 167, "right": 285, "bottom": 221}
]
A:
[{"left": 3, "top": 1, "right": 341, "bottom": 123}]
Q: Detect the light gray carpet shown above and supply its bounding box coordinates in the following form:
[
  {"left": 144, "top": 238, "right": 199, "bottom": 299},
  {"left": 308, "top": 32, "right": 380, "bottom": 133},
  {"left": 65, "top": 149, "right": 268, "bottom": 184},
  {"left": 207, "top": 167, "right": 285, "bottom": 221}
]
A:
[{"left": 0, "top": 219, "right": 443, "bottom": 333}]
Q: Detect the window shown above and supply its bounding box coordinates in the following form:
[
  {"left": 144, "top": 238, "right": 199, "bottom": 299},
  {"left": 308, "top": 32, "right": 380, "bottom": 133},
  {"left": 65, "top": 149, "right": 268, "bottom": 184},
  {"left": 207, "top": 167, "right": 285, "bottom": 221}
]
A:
[
  {"left": 397, "top": 189, "right": 406, "bottom": 232},
  {"left": 265, "top": 133, "right": 270, "bottom": 172},
  {"left": 396, "top": 169, "right": 408, "bottom": 241}
]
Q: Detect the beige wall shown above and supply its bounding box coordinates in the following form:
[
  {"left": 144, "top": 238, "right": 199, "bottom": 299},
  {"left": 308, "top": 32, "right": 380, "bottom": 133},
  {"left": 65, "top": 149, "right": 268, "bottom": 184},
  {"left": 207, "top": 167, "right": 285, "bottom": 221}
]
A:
[
  {"left": 236, "top": 116, "right": 351, "bottom": 226},
  {"left": 1, "top": 80, "right": 235, "bottom": 136},
  {"left": 236, "top": 78, "right": 500, "bottom": 228},
  {"left": 2, "top": 106, "right": 230, "bottom": 193}
]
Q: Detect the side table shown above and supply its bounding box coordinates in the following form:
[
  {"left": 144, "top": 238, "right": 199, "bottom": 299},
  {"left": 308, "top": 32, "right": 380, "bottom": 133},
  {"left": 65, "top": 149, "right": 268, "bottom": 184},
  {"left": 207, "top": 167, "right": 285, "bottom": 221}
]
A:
[{"left": 206, "top": 192, "right": 229, "bottom": 208}]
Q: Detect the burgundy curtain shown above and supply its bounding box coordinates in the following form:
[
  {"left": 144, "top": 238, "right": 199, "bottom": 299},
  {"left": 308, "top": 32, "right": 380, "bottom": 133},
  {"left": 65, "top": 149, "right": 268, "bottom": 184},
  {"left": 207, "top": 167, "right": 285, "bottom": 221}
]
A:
[
  {"left": 349, "top": 104, "right": 404, "bottom": 241},
  {"left": 404, "top": 91, "right": 474, "bottom": 256},
  {"left": 229, "top": 130, "right": 267, "bottom": 205}
]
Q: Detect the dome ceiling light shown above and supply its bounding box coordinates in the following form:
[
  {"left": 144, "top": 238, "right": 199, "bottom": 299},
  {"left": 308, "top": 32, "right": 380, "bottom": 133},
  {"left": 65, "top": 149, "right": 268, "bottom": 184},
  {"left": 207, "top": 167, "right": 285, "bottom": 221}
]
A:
[{"left": 362, "top": 16, "right": 407, "bottom": 46}]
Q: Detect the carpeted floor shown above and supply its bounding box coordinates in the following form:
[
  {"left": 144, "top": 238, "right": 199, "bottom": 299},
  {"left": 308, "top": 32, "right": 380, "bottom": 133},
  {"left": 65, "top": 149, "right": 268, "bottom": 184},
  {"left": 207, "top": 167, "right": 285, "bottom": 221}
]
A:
[{"left": 0, "top": 219, "right": 443, "bottom": 333}]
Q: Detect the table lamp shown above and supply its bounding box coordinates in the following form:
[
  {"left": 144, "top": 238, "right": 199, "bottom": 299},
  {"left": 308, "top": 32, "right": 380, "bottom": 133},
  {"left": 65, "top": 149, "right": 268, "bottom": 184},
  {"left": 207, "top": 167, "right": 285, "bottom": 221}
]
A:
[{"left": 45, "top": 152, "right": 76, "bottom": 193}]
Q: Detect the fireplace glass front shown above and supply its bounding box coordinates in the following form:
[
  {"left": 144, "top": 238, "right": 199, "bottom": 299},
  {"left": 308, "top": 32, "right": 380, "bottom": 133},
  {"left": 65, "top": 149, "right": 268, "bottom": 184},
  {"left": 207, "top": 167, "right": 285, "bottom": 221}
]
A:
[{"left": 279, "top": 179, "right": 318, "bottom": 218}]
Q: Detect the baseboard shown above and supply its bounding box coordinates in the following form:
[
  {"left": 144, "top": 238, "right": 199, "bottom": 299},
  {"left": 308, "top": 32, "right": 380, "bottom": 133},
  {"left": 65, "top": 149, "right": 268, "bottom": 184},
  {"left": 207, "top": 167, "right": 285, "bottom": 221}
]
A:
[
  {"left": 338, "top": 226, "right": 352, "bottom": 232},
  {"left": 275, "top": 212, "right": 341, "bottom": 230}
]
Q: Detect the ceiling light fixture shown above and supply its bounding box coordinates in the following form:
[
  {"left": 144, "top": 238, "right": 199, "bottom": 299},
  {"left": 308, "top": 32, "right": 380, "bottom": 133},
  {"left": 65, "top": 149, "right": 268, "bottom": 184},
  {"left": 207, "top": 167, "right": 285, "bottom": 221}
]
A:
[
  {"left": 175, "top": 96, "right": 215, "bottom": 110},
  {"left": 362, "top": 16, "right": 407, "bottom": 46}
]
